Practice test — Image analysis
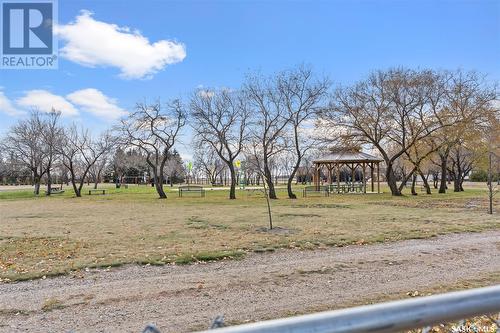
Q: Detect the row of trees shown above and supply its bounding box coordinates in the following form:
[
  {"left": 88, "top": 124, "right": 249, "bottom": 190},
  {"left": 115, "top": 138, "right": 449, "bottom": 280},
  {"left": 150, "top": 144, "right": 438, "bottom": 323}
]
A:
[
  {"left": 189, "top": 67, "right": 329, "bottom": 199},
  {"left": 0, "top": 111, "right": 117, "bottom": 196},
  {"left": 189, "top": 67, "right": 498, "bottom": 198},
  {"left": 1, "top": 66, "right": 498, "bottom": 200},
  {"left": 0, "top": 113, "right": 188, "bottom": 196}
]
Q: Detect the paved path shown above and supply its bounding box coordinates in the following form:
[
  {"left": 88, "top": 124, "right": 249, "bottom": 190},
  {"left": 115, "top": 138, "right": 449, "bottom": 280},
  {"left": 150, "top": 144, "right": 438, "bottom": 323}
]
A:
[{"left": 1, "top": 231, "right": 500, "bottom": 333}]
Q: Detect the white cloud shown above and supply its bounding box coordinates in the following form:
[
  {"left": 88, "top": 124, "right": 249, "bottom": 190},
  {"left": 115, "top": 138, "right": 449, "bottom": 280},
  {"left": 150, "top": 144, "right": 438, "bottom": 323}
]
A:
[
  {"left": 16, "top": 90, "right": 79, "bottom": 116},
  {"left": 0, "top": 90, "right": 22, "bottom": 116},
  {"left": 56, "top": 11, "right": 186, "bottom": 79},
  {"left": 67, "top": 88, "right": 127, "bottom": 120},
  {"left": 2, "top": 88, "right": 126, "bottom": 121}
]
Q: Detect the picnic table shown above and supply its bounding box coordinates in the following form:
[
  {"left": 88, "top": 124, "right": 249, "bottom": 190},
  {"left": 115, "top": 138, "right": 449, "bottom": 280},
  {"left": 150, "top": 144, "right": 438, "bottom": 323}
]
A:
[{"left": 329, "top": 183, "right": 363, "bottom": 194}]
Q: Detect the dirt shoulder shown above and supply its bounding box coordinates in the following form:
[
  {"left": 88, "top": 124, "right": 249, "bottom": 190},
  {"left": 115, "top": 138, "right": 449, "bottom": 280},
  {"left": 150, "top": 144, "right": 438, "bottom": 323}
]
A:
[{"left": 1, "top": 231, "right": 500, "bottom": 333}]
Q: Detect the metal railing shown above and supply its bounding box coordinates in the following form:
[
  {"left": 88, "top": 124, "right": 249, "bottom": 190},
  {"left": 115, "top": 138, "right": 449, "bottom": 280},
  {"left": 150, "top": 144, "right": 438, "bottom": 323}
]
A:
[{"left": 191, "top": 285, "right": 500, "bottom": 333}]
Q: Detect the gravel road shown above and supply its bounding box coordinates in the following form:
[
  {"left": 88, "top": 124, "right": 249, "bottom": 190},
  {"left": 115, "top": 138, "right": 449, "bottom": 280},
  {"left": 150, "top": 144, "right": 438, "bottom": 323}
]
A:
[{"left": 1, "top": 231, "right": 500, "bottom": 333}]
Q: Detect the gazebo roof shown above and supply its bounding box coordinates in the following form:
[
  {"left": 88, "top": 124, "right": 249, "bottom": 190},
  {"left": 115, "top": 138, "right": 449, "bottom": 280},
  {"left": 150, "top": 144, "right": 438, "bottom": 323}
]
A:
[{"left": 313, "top": 151, "right": 383, "bottom": 164}]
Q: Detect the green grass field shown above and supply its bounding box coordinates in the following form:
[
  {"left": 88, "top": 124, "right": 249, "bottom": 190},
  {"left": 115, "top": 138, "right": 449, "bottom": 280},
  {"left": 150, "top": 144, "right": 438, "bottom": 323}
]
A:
[{"left": 0, "top": 183, "right": 498, "bottom": 282}]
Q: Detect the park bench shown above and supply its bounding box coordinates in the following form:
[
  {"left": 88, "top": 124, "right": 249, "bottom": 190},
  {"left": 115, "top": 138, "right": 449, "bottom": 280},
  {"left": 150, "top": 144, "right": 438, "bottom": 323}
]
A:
[
  {"left": 303, "top": 185, "right": 329, "bottom": 197},
  {"left": 88, "top": 189, "right": 106, "bottom": 195},
  {"left": 178, "top": 185, "right": 205, "bottom": 197},
  {"left": 246, "top": 188, "right": 265, "bottom": 197},
  {"left": 45, "top": 187, "right": 65, "bottom": 195}
]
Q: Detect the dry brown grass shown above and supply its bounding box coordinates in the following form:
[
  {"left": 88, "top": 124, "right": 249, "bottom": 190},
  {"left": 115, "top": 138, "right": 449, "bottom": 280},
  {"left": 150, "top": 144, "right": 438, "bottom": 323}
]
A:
[{"left": 0, "top": 184, "right": 499, "bottom": 281}]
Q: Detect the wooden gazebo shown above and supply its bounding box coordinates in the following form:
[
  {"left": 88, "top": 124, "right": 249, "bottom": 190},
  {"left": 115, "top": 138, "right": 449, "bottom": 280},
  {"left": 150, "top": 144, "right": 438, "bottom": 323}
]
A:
[{"left": 312, "top": 150, "right": 383, "bottom": 193}]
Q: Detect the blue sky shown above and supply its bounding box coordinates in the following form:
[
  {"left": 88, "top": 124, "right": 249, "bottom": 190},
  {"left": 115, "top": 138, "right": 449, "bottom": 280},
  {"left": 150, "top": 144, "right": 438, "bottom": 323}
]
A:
[{"left": 1, "top": 0, "right": 499, "bottom": 158}]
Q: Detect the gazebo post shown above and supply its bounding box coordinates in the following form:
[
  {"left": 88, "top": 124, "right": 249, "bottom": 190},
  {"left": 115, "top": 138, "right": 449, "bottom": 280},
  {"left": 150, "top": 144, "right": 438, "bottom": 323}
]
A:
[
  {"left": 312, "top": 163, "right": 316, "bottom": 188},
  {"left": 362, "top": 163, "right": 366, "bottom": 193},
  {"left": 377, "top": 162, "right": 380, "bottom": 193},
  {"left": 327, "top": 164, "right": 332, "bottom": 185},
  {"left": 371, "top": 162, "right": 374, "bottom": 192},
  {"left": 351, "top": 163, "right": 355, "bottom": 191},
  {"left": 336, "top": 164, "right": 340, "bottom": 193}
]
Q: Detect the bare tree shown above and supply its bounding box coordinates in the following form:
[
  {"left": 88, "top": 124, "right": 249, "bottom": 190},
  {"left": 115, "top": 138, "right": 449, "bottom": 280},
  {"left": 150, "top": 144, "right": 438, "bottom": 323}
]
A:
[
  {"left": 244, "top": 73, "right": 291, "bottom": 199},
  {"left": 1, "top": 110, "right": 61, "bottom": 195},
  {"left": 58, "top": 126, "right": 115, "bottom": 197},
  {"left": 278, "top": 66, "right": 329, "bottom": 198},
  {"left": 432, "top": 70, "right": 496, "bottom": 193},
  {"left": 119, "top": 100, "right": 187, "bottom": 198},
  {"left": 190, "top": 89, "right": 249, "bottom": 199},
  {"left": 447, "top": 139, "right": 479, "bottom": 192},
  {"left": 40, "top": 110, "right": 63, "bottom": 195}
]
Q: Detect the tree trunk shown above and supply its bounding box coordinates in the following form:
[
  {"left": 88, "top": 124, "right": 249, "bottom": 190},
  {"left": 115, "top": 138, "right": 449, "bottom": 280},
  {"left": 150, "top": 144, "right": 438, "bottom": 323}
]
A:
[
  {"left": 155, "top": 178, "right": 167, "bottom": 198},
  {"left": 385, "top": 163, "right": 402, "bottom": 196},
  {"left": 229, "top": 164, "right": 237, "bottom": 200},
  {"left": 453, "top": 176, "right": 461, "bottom": 192},
  {"left": 46, "top": 169, "right": 52, "bottom": 196},
  {"left": 264, "top": 164, "right": 277, "bottom": 199},
  {"left": 34, "top": 181, "right": 40, "bottom": 195},
  {"left": 287, "top": 177, "right": 296, "bottom": 199},
  {"left": 33, "top": 171, "right": 41, "bottom": 195},
  {"left": 70, "top": 175, "right": 80, "bottom": 197},
  {"left": 452, "top": 160, "right": 462, "bottom": 192},
  {"left": 154, "top": 172, "right": 167, "bottom": 199},
  {"left": 401, "top": 169, "right": 408, "bottom": 187},
  {"left": 398, "top": 166, "right": 416, "bottom": 194},
  {"left": 419, "top": 170, "right": 431, "bottom": 194},
  {"left": 411, "top": 172, "right": 417, "bottom": 195},
  {"left": 439, "top": 153, "right": 448, "bottom": 194},
  {"left": 287, "top": 163, "right": 301, "bottom": 199},
  {"left": 262, "top": 175, "right": 273, "bottom": 230}
]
